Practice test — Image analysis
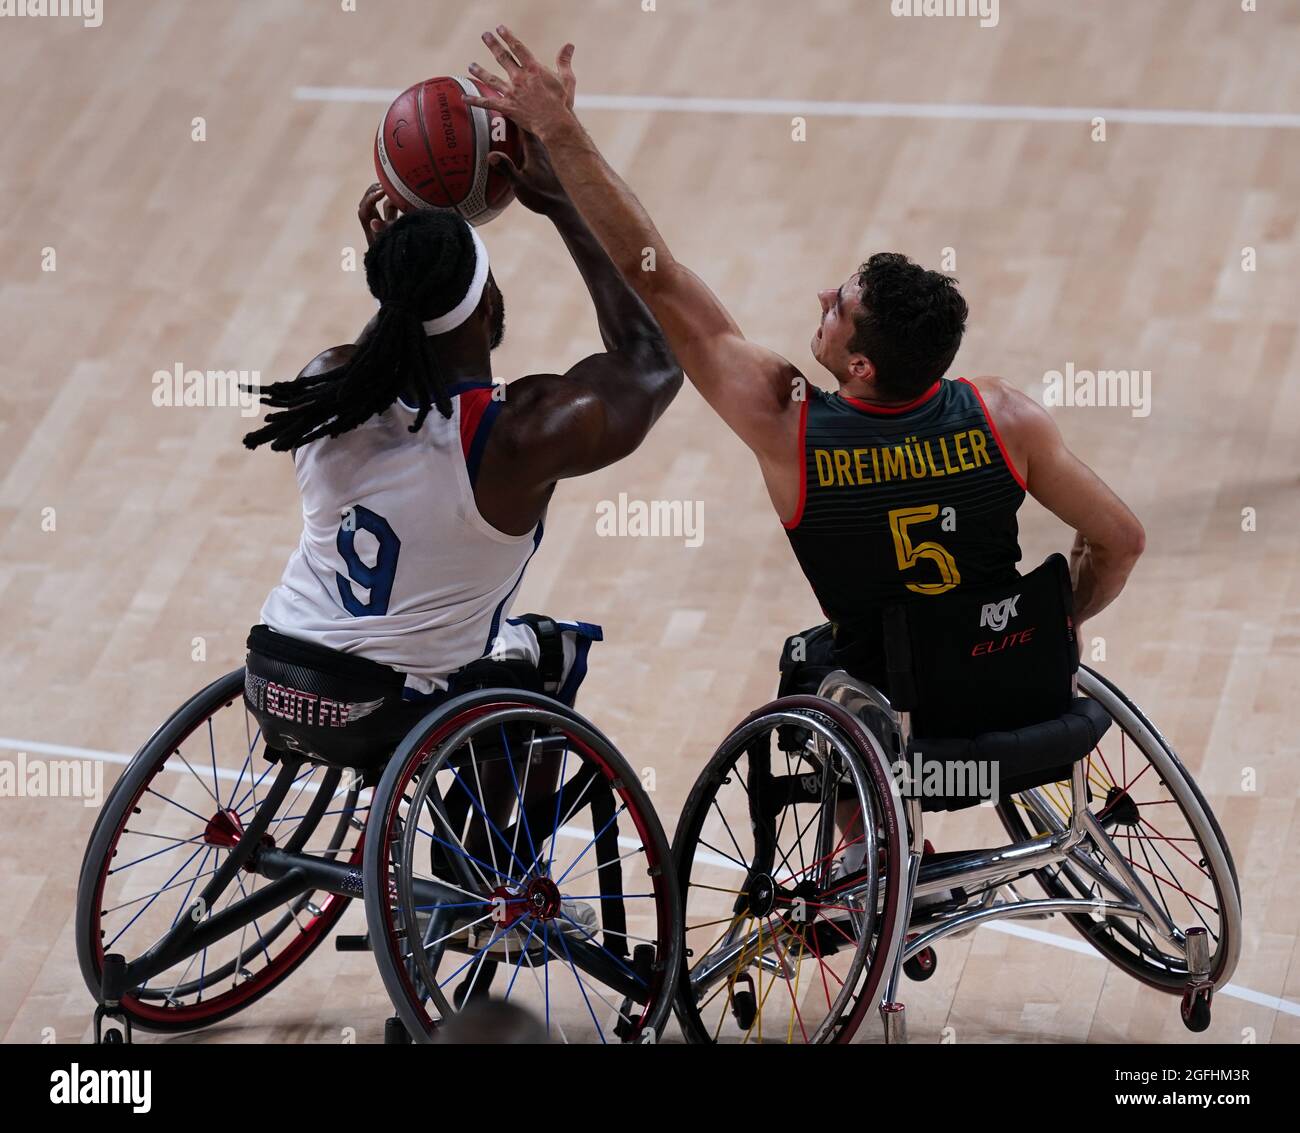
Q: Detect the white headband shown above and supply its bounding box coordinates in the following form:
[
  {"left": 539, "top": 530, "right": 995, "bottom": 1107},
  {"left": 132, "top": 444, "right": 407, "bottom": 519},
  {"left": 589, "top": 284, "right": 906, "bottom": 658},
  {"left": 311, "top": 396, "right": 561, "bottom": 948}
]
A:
[{"left": 421, "top": 223, "right": 490, "bottom": 337}]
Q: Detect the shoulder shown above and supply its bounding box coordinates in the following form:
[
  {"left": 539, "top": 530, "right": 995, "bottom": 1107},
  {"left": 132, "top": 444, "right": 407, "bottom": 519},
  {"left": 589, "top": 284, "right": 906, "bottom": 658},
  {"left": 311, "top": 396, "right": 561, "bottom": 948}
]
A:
[
  {"left": 799, "top": 380, "right": 840, "bottom": 420},
  {"left": 961, "top": 375, "right": 1063, "bottom": 487},
  {"left": 962, "top": 375, "right": 1054, "bottom": 437},
  {"left": 483, "top": 372, "right": 608, "bottom": 460}
]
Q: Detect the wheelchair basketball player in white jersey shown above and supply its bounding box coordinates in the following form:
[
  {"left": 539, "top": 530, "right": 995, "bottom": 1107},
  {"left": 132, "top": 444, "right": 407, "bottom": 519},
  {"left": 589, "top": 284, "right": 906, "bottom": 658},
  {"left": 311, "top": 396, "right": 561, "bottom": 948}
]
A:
[{"left": 240, "top": 135, "right": 680, "bottom": 956}]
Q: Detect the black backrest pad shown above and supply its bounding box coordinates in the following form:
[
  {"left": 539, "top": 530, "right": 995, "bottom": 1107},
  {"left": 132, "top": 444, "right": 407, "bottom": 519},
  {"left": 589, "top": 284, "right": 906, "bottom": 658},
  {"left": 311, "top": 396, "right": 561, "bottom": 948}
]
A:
[
  {"left": 244, "top": 624, "right": 553, "bottom": 769},
  {"left": 883, "top": 553, "right": 1077, "bottom": 738}
]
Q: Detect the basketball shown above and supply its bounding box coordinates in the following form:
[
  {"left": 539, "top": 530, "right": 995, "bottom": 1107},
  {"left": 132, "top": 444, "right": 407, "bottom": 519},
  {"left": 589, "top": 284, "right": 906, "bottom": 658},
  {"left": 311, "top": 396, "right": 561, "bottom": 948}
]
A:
[{"left": 374, "top": 75, "right": 523, "bottom": 227}]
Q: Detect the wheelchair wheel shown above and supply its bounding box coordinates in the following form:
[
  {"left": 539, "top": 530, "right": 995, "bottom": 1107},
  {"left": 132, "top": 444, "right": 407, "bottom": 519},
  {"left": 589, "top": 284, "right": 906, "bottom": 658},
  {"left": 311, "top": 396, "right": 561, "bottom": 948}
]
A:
[
  {"left": 996, "top": 665, "right": 1242, "bottom": 992},
  {"left": 365, "top": 689, "right": 681, "bottom": 1043},
  {"left": 673, "top": 696, "right": 906, "bottom": 1044},
  {"left": 76, "top": 669, "right": 366, "bottom": 1032}
]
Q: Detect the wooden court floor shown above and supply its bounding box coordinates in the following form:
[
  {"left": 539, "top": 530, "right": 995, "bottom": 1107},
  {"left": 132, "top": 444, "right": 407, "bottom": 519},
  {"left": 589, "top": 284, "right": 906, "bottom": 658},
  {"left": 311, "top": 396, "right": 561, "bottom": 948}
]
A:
[{"left": 0, "top": 0, "right": 1297, "bottom": 1043}]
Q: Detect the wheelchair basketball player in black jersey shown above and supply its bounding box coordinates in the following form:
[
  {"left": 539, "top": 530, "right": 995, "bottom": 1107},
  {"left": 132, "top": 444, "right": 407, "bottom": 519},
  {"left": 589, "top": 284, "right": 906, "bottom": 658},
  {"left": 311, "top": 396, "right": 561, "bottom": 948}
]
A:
[
  {"left": 464, "top": 29, "right": 1243, "bottom": 1048},
  {"left": 472, "top": 29, "right": 1145, "bottom": 752}
]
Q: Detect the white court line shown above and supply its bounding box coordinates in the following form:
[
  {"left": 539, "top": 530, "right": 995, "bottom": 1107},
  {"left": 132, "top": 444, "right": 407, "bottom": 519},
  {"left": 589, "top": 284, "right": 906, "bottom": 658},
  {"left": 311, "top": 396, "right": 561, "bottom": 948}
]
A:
[
  {"left": 5, "top": 734, "right": 1297, "bottom": 1020},
  {"left": 0, "top": 736, "right": 635, "bottom": 850},
  {"left": 4, "top": 736, "right": 140, "bottom": 766},
  {"left": 293, "top": 86, "right": 1300, "bottom": 130}
]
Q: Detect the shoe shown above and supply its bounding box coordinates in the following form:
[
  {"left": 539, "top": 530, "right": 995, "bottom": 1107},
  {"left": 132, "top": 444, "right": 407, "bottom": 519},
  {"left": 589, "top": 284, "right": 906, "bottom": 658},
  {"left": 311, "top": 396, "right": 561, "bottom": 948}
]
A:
[
  {"left": 823, "top": 830, "right": 868, "bottom": 888},
  {"left": 558, "top": 898, "right": 599, "bottom": 938}
]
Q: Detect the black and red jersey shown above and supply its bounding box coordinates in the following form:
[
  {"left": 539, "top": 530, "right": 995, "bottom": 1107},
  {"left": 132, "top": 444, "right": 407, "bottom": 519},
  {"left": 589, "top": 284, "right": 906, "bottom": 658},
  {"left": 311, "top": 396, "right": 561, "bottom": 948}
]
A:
[{"left": 783, "top": 377, "right": 1026, "bottom": 676}]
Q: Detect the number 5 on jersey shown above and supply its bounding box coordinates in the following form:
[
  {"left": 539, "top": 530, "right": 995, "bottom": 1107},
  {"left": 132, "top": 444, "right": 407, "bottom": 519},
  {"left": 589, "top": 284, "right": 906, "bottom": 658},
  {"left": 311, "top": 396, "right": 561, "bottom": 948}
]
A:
[{"left": 888, "top": 504, "right": 960, "bottom": 596}]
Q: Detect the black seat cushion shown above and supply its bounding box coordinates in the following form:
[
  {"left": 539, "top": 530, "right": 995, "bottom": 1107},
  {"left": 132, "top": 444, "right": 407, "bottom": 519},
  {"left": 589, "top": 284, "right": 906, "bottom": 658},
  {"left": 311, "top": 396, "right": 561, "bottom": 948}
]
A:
[{"left": 908, "top": 696, "right": 1111, "bottom": 812}]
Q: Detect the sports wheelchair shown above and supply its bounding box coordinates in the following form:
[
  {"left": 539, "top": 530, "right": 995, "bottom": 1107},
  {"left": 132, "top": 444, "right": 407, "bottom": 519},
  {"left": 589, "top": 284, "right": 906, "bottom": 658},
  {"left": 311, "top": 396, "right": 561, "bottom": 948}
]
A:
[
  {"left": 76, "top": 638, "right": 682, "bottom": 1045},
  {"left": 673, "top": 555, "right": 1241, "bottom": 1043}
]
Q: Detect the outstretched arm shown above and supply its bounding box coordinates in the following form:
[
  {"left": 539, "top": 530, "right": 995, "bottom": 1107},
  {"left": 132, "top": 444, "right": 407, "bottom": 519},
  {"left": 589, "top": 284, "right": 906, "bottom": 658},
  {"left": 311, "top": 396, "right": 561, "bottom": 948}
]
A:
[{"left": 466, "top": 29, "right": 802, "bottom": 469}]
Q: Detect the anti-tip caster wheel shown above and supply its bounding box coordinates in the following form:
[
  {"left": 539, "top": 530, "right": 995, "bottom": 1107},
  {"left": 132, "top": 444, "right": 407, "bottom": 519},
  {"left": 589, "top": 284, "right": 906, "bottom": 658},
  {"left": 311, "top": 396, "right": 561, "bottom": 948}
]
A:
[
  {"left": 614, "top": 945, "right": 658, "bottom": 1042},
  {"left": 384, "top": 1015, "right": 412, "bottom": 1044},
  {"left": 1180, "top": 983, "right": 1212, "bottom": 1033},
  {"left": 730, "top": 972, "right": 758, "bottom": 1030},
  {"left": 903, "top": 936, "right": 937, "bottom": 982}
]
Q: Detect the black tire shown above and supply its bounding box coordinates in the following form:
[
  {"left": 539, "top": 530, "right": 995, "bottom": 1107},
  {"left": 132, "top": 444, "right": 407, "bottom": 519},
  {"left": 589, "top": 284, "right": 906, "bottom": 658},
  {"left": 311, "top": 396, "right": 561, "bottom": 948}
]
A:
[
  {"left": 1181, "top": 988, "right": 1212, "bottom": 1032},
  {"left": 904, "top": 947, "right": 937, "bottom": 982}
]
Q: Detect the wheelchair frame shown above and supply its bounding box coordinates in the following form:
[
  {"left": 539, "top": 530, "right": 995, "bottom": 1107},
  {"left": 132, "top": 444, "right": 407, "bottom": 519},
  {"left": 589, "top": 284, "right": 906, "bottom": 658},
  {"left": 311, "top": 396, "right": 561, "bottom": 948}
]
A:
[
  {"left": 78, "top": 674, "right": 681, "bottom": 1044},
  {"left": 816, "top": 665, "right": 1241, "bottom": 1041}
]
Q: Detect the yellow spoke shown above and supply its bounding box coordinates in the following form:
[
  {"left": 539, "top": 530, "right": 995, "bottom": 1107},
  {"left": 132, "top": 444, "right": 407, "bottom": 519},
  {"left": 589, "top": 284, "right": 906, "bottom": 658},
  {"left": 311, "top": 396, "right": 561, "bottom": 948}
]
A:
[
  {"left": 786, "top": 928, "right": 807, "bottom": 1044},
  {"left": 744, "top": 927, "right": 791, "bottom": 1046},
  {"left": 1046, "top": 780, "right": 1072, "bottom": 816},
  {"left": 1087, "top": 769, "right": 1112, "bottom": 795},
  {"left": 687, "top": 914, "right": 750, "bottom": 933},
  {"left": 715, "top": 914, "right": 756, "bottom": 1043},
  {"left": 690, "top": 910, "right": 750, "bottom": 996}
]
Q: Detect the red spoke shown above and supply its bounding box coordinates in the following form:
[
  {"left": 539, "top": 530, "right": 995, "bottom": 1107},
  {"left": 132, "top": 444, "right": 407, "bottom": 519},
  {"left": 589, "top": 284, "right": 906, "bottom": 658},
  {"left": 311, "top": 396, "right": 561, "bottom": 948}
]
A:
[
  {"left": 800, "top": 802, "right": 866, "bottom": 883},
  {"left": 804, "top": 916, "right": 836, "bottom": 1011},
  {"left": 829, "top": 803, "right": 865, "bottom": 862},
  {"left": 1119, "top": 758, "right": 1157, "bottom": 794},
  {"left": 1119, "top": 854, "right": 1217, "bottom": 913},
  {"left": 1090, "top": 742, "right": 1118, "bottom": 787},
  {"left": 1135, "top": 816, "right": 1212, "bottom": 879},
  {"left": 1095, "top": 793, "right": 1122, "bottom": 822},
  {"left": 764, "top": 917, "right": 811, "bottom": 1044},
  {"left": 775, "top": 828, "right": 865, "bottom": 888},
  {"left": 815, "top": 908, "right": 859, "bottom": 949}
]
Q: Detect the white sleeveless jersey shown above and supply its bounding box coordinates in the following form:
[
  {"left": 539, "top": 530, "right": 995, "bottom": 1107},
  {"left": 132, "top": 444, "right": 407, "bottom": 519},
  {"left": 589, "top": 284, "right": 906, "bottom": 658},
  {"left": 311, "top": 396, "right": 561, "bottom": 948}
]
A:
[{"left": 260, "top": 383, "right": 542, "bottom": 694}]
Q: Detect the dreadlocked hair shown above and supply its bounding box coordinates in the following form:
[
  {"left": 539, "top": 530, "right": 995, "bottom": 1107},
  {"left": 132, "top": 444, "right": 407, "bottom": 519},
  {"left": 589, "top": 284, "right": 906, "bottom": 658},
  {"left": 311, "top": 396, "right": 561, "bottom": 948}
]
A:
[{"left": 243, "top": 210, "right": 480, "bottom": 452}]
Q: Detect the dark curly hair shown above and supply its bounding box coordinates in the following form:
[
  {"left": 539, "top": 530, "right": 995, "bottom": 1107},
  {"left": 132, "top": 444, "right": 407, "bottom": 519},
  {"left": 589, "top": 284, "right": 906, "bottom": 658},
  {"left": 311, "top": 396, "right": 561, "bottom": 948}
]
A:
[
  {"left": 243, "top": 210, "right": 482, "bottom": 452},
  {"left": 848, "top": 253, "right": 968, "bottom": 400}
]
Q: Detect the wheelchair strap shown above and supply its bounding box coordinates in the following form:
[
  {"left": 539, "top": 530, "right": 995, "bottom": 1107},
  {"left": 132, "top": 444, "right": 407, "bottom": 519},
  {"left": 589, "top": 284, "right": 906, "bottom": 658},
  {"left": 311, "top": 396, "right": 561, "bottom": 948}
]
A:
[
  {"left": 882, "top": 605, "right": 918, "bottom": 711},
  {"left": 510, "top": 613, "right": 565, "bottom": 693}
]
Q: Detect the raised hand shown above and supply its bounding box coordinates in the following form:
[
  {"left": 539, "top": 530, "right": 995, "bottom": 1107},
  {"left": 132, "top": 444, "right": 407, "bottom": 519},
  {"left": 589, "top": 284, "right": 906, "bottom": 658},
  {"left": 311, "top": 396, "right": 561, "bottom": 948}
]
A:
[
  {"left": 465, "top": 25, "right": 577, "bottom": 141},
  {"left": 359, "top": 182, "right": 400, "bottom": 247}
]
